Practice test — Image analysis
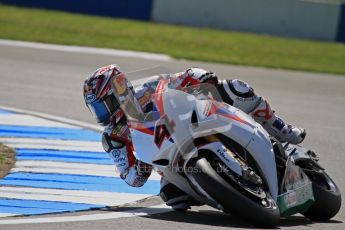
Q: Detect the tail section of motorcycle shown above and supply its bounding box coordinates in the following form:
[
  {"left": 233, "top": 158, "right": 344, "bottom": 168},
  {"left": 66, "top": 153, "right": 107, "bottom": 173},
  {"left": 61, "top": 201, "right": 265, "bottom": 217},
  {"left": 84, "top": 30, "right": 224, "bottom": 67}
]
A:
[
  {"left": 272, "top": 139, "right": 341, "bottom": 220},
  {"left": 276, "top": 156, "right": 315, "bottom": 216}
]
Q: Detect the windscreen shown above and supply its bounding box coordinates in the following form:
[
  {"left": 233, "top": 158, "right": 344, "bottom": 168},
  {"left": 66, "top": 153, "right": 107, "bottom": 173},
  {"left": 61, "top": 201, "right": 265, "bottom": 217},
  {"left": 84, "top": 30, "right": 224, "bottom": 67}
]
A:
[{"left": 111, "top": 65, "right": 227, "bottom": 123}]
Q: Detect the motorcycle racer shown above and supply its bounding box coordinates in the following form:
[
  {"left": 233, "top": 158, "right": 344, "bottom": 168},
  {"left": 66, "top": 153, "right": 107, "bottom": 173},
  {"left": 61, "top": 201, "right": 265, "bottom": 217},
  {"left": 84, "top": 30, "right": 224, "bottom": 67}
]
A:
[{"left": 83, "top": 64, "right": 306, "bottom": 210}]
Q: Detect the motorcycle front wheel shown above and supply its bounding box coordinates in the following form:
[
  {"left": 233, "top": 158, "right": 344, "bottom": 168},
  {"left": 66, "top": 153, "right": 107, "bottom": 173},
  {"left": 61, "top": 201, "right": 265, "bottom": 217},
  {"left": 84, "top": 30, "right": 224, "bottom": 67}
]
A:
[{"left": 187, "top": 156, "right": 280, "bottom": 227}]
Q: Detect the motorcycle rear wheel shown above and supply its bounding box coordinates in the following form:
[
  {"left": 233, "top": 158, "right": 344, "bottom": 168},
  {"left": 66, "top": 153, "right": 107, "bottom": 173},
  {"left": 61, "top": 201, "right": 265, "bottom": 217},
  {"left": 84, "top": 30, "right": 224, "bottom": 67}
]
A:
[
  {"left": 188, "top": 156, "right": 280, "bottom": 227},
  {"left": 301, "top": 168, "right": 341, "bottom": 221}
]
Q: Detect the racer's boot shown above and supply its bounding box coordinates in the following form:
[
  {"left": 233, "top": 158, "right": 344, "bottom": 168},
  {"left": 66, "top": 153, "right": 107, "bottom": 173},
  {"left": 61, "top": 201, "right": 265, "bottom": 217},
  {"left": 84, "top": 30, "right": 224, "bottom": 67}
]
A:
[
  {"left": 250, "top": 98, "right": 306, "bottom": 144},
  {"left": 160, "top": 179, "right": 202, "bottom": 211}
]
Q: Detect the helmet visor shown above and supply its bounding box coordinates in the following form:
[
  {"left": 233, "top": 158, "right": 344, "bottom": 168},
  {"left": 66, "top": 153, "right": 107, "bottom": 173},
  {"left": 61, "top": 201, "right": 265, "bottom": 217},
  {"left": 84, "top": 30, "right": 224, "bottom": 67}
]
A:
[{"left": 87, "top": 94, "right": 119, "bottom": 125}]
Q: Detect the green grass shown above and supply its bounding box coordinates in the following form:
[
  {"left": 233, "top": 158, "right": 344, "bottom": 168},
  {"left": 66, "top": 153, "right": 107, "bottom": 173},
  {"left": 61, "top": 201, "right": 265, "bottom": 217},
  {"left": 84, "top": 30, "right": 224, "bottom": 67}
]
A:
[{"left": 1, "top": 5, "right": 345, "bottom": 75}]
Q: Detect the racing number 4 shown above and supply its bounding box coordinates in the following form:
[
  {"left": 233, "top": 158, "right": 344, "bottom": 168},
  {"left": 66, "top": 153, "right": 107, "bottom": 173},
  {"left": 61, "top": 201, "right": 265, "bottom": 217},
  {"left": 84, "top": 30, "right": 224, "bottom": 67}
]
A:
[{"left": 154, "top": 115, "right": 175, "bottom": 149}]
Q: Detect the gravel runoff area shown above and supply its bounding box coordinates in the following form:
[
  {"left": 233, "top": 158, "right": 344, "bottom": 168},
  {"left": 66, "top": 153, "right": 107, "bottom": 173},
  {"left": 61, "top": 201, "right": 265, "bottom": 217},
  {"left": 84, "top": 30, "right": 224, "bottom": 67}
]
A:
[{"left": 0, "top": 143, "right": 15, "bottom": 179}]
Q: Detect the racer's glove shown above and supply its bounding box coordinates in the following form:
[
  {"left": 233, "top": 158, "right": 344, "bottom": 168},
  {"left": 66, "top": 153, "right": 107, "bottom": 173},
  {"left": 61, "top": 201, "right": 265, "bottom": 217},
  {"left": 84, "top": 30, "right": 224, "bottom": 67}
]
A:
[{"left": 120, "top": 160, "right": 152, "bottom": 187}]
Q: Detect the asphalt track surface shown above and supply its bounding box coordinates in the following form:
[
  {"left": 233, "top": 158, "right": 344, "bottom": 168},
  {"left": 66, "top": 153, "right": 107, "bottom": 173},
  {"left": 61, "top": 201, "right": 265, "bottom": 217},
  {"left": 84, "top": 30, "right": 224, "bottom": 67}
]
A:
[{"left": 0, "top": 42, "right": 344, "bottom": 229}]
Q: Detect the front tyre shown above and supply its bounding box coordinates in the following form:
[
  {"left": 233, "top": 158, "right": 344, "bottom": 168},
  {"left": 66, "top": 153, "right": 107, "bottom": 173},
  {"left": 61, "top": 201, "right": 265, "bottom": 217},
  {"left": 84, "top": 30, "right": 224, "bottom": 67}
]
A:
[{"left": 188, "top": 157, "right": 280, "bottom": 227}]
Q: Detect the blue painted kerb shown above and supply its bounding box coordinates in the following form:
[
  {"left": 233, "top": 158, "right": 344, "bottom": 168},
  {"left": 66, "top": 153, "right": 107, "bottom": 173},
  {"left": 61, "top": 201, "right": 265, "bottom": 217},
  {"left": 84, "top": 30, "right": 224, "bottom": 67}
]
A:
[{"left": 0, "top": 0, "right": 153, "bottom": 21}]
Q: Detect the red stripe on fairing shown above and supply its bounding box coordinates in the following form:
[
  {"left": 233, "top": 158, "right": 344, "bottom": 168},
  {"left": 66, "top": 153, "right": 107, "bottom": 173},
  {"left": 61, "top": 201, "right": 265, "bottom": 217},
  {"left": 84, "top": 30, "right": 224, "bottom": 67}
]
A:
[
  {"left": 218, "top": 111, "right": 248, "bottom": 125},
  {"left": 207, "top": 100, "right": 248, "bottom": 125},
  {"left": 128, "top": 122, "right": 154, "bottom": 135},
  {"left": 207, "top": 101, "right": 218, "bottom": 117},
  {"left": 153, "top": 79, "right": 169, "bottom": 116}
]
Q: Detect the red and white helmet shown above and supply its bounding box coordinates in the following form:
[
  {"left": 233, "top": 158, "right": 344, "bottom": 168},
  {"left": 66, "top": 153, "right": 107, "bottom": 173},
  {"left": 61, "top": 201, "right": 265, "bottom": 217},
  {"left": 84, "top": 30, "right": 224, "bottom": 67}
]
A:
[{"left": 83, "top": 64, "right": 132, "bottom": 126}]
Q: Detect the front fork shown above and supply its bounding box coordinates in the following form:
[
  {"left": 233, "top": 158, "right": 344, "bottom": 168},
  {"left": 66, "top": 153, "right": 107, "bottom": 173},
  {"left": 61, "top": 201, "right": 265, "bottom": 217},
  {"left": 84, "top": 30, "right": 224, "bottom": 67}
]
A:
[{"left": 196, "top": 136, "right": 263, "bottom": 186}]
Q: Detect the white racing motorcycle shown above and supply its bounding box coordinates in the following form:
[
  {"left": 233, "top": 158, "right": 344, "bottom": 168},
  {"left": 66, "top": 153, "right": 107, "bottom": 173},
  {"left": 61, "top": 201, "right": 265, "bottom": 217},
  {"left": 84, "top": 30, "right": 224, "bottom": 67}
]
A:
[{"left": 111, "top": 76, "right": 341, "bottom": 227}]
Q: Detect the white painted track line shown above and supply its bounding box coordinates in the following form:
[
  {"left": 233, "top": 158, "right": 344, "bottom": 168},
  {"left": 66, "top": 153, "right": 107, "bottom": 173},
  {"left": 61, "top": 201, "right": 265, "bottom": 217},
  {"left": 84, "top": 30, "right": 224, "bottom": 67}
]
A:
[
  {"left": 0, "top": 204, "right": 170, "bottom": 224},
  {"left": 0, "top": 114, "right": 78, "bottom": 128},
  {"left": 10, "top": 167, "right": 115, "bottom": 177},
  {"left": 12, "top": 160, "right": 162, "bottom": 180},
  {"left": 0, "top": 105, "right": 103, "bottom": 132},
  {"left": 0, "top": 39, "right": 172, "bottom": 61},
  {"left": 0, "top": 138, "right": 103, "bottom": 152},
  {"left": 0, "top": 213, "right": 16, "bottom": 218},
  {"left": 0, "top": 187, "right": 127, "bottom": 199},
  {"left": 13, "top": 161, "right": 117, "bottom": 177},
  {"left": 0, "top": 187, "right": 149, "bottom": 206},
  {"left": 15, "top": 160, "right": 114, "bottom": 171}
]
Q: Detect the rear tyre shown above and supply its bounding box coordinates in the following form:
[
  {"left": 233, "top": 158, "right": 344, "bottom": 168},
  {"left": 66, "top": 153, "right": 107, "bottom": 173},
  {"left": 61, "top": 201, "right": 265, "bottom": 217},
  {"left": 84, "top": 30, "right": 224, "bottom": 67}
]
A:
[
  {"left": 301, "top": 170, "right": 341, "bottom": 221},
  {"left": 188, "top": 157, "right": 280, "bottom": 227}
]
